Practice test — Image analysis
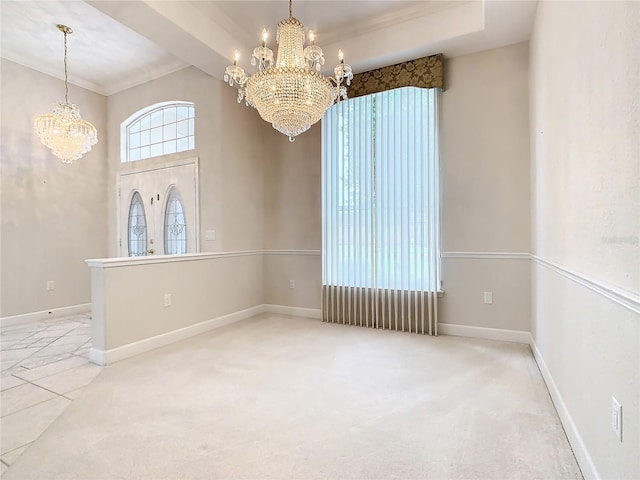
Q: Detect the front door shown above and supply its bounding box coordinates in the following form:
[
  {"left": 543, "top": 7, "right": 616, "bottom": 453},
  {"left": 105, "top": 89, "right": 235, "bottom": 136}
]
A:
[{"left": 117, "top": 159, "right": 199, "bottom": 257}]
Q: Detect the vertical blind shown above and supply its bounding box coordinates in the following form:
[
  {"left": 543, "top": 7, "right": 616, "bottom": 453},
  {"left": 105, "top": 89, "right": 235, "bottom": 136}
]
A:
[{"left": 321, "top": 87, "right": 440, "bottom": 334}]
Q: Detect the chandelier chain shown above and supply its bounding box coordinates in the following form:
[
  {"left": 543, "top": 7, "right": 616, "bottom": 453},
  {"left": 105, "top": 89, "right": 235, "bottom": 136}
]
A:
[
  {"left": 63, "top": 29, "right": 69, "bottom": 104},
  {"left": 289, "top": 0, "right": 292, "bottom": 18}
]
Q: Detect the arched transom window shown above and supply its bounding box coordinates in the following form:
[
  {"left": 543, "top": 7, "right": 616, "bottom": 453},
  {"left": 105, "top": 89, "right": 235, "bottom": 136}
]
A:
[
  {"left": 122, "top": 101, "right": 195, "bottom": 162},
  {"left": 164, "top": 187, "right": 187, "bottom": 255}
]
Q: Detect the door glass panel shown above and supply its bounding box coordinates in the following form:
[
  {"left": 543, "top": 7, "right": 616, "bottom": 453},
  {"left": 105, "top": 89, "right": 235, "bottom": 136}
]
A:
[
  {"left": 164, "top": 188, "right": 187, "bottom": 255},
  {"left": 128, "top": 192, "right": 147, "bottom": 256}
]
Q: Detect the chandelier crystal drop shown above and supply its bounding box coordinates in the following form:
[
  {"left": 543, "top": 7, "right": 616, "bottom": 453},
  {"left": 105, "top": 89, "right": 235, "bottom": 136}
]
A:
[
  {"left": 34, "top": 25, "right": 98, "bottom": 163},
  {"left": 224, "top": 0, "right": 353, "bottom": 142}
]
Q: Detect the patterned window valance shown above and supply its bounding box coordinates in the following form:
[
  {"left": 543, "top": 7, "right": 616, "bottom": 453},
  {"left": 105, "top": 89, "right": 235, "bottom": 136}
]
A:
[{"left": 347, "top": 53, "right": 444, "bottom": 98}]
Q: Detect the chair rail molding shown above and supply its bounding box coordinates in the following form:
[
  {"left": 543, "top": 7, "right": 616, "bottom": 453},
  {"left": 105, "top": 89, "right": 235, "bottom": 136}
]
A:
[
  {"left": 87, "top": 249, "right": 321, "bottom": 268},
  {"left": 531, "top": 255, "right": 640, "bottom": 315},
  {"left": 441, "top": 251, "right": 639, "bottom": 315},
  {"left": 441, "top": 251, "right": 530, "bottom": 260},
  {"left": 262, "top": 249, "right": 320, "bottom": 256}
]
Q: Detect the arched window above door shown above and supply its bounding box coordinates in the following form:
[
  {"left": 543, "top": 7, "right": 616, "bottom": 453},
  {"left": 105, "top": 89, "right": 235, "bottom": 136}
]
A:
[{"left": 121, "top": 101, "right": 195, "bottom": 162}]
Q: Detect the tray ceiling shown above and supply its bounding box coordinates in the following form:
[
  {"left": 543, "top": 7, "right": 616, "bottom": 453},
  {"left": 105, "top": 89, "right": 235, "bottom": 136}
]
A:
[{"left": 0, "top": 1, "right": 537, "bottom": 96}]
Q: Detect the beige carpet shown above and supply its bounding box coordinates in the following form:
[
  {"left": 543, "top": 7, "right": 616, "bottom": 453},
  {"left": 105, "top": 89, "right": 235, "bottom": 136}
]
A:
[{"left": 5, "top": 314, "right": 582, "bottom": 479}]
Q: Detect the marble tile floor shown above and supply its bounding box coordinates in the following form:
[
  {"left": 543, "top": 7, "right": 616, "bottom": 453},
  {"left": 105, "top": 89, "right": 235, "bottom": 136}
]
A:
[{"left": 0, "top": 314, "right": 102, "bottom": 475}]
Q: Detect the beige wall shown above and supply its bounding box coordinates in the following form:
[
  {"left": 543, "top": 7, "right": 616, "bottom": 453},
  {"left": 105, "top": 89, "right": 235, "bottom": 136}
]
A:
[
  {"left": 530, "top": 1, "right": 640, "bottom": 478},
  {"left": 1, "top": 60, "right": 108, "bottom": 317},
  {"left": 263, "top": 124, "right": 322, "bottom": 251},
  {"left": 89, "top": 67, "right": 268, "bottom": 350},
  {"left": 90, "top": 254, "right": 263, "bottom": 351},
  {"left": 1, "top": 43, "right": 532, "bottom": 334},
  {"left": 441, "top": 42, "right": 531, "bottom": 254},
  {"left": 1, "top": 64, "right": 266, "bottom": 318},
  {"left": 439, "top": 257, "right": 530, "bottom": 331},
  {"left": 261, "top": 43, "right": 532, "bottom": 329},
  {"left": 106, "top": 67, "right": 265, "bottom": 256},
  {"left": 531, "top": 3, "right": 639, "bottom": 293},
  {"left": 263, "top": 124, "right": 322, "bottom": 308},
  {"left": 439, "top": 42, "right": 531, "bottom": 330}
]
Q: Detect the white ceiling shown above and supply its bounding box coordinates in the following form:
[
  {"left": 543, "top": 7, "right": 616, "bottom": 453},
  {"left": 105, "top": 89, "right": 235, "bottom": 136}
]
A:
[
  {"left": 0, "top": 0, "right": 537, "bottom": 97},
  {"left": 207, "top": 1, "right": 428, "bottom": 45},
  {"left": 0, "top": 0, "right": 188, "bottom": 95}
]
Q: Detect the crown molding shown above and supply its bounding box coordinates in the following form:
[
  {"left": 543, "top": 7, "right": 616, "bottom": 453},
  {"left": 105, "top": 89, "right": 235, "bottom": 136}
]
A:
[
  {"left": 1, "top": 53, "right": 109, "bottom": 96},
  {"left": 1, "top": 54, "right": 190, "bottom": 97},
  {"left": 188, "top": 0, "right": 255, "bottom": 49},
  {"left": 320, "top": 1, "right": 472, "bottom": 45}
]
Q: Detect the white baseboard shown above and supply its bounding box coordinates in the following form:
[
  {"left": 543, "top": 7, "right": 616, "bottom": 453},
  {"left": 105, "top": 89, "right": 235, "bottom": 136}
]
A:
[
  {"left": 438, "top": 323, "right": 530, "bottom": 344},
  {"left": 89, "top": 304, "right": 264, "bottom": 366},
  {"left": 262, "top": 304, "right": 322, "bottom": 319},
  {"left": 530, "top": 337, "right": 599, "bottom": 480},
  {"left": 1, "top": 303, "right": 92, "bottom": 329},
  {"left": 89, "top": 304, "right": 323, "bottom": 365}
]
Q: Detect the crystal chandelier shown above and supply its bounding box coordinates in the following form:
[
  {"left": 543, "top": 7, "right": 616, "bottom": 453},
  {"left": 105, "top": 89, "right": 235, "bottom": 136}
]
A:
[
  {"left": 224, "top": 0, "right": 353, "bottom": 142},
  {"left": 34, "top": 25, "right": 98, "bottom": 164}
]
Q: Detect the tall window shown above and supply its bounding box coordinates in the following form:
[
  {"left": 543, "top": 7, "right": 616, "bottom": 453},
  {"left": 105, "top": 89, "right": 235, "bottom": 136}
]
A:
[
  {"left": 122, "top": 101, "right": 195, "bottom": 162},
  {"left": 164, "top": 187, "right": 187, "bottom": 255},
  {"left": 322, "top": 87, "right": 441, "bottom": 292},
  {"left": 128, "top": 192, "right": 148, "bottom": 257}
]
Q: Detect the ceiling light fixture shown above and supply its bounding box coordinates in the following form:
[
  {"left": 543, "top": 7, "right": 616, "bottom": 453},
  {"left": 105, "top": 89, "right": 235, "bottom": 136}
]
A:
[
  {"left": 224, "top": 0, "right": 353, "bottom": 142},
  {"left": 34, "top": 24, "right": 98, "bottom": 163}
]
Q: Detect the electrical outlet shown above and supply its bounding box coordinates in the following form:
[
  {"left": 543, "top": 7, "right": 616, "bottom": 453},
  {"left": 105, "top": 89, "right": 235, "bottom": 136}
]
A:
[
  {"left": 612, "top": 397, "right": 622, "bottom": 441},
  {"left": 164, "top": 294, "right": 172, "bottom": 307},
  {"left": 46, "top": 280, "right": 55, "bottom": 291},
  {"left": 483, "top": 291, "right": 493, "bottom": 304},
  {"left": 289, "top": 280, "right": 295, "bottom": 289},
  {"left": 205, "top": 230, "right": 216, "bottom": 241}
]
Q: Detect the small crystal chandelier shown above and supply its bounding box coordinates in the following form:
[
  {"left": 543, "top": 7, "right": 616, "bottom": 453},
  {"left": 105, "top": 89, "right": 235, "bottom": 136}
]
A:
[
  {"left": 224, "top": 0, "right": 353, "bottom": 142},
  {"left": 34, "top": 25, "right": 98, "bottom": 163}
]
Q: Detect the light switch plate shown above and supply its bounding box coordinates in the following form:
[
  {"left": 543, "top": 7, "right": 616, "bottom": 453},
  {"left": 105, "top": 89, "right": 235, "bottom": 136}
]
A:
[
  {"left": 612, "top": 396, "right": 622, "bottom": 441},
  {"left": 483, "top": 291, "right": 493, "bottom": 304}
]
